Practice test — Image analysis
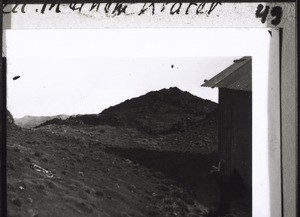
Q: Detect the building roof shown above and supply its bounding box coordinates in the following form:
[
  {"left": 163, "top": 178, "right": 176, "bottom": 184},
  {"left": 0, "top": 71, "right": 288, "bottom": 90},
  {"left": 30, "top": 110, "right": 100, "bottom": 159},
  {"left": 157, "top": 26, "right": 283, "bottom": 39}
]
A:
[{"left": 202, "top": 56, "right": 252, "bottom": 91}]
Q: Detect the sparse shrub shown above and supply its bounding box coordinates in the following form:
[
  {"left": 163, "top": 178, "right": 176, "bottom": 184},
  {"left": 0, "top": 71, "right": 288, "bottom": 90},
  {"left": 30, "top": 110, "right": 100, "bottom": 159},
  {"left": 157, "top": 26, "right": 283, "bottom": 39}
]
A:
[
  {"left": 37, "top": 184, "right": 45, "bottom": 190},
  {"left": 7, "top": 162, "right": 16, "bottom": 170},
  {"left": 34, "top": 152, "right": 42, "bottom": 157},
  {"left": 47, "top": 181, "right": 55, "bottom": 189},
  {"left": 127, "top": 184, "right": 136, "bottom": 192},
  {"left": 13, "top": 147, "right": 20, "bottom": 152},
  {"left": 26, "top": 197, "right": 33, "bottom": 203},
  {"left": 157, "top": 185, "right": 169, "bottom": 192},
  {"left": 95, "top": 190, "right": 104, "bottom": 197},
  {"left": 61, "top": 147, "right": 68, "bottom": 151},
  {"left": 11, "top": 197, "right": 23, "bottom": 207},
  {"left": 147, "top": 210, "right": 160, "bottom": 216}
]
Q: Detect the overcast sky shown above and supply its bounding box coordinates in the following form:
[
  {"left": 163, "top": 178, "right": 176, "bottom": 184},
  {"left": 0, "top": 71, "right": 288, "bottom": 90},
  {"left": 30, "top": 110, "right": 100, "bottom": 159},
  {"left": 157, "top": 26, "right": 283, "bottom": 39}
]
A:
[
  {"left": 4, "top": 29, "right": 241, "bottom": 118},
  {"left": 7, "top": 57, "right": 238, "bottom": 118}
]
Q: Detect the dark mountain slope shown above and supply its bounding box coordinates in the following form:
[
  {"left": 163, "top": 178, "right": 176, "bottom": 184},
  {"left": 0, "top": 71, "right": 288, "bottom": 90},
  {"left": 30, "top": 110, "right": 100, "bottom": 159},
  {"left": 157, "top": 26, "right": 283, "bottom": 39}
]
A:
[
  {"left": 102, "top": 87, "right": 216, "bottom": 115},
  {"left": 99, "top": 87, "right": 217, "bottom": 134},
  {"left": 39, "top": 87, "right": 218, "bottom": 134}
]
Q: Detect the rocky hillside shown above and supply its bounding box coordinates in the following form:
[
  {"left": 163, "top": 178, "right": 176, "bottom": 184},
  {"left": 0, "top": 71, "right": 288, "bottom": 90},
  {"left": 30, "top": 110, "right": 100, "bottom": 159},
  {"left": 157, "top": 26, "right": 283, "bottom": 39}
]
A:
[
  {"left": 102, "top": 87, "right": 216, "bottom": 115},
  {"left": 39, "top": 87, "right": 218, "bottom": 134},
  {"left": 7, "top": 110, "right": 15, "bottom": 125},
  {"left": 15, "top": 115, "right": 70, "bottom": 128},
  {"left": 7, "top": 110, "right": 18, "bottom": 129},
  {"left": 98, "top": 87, "right": 218, "bottom": 134}
]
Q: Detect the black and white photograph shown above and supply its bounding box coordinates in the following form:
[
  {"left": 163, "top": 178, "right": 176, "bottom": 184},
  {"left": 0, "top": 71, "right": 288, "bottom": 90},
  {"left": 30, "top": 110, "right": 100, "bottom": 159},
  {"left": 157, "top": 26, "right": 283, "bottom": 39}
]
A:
[
  {"left": 6, "top": 53, "right": 252, "bottom": 217},
  {"left": 3, "top": 28, "right": 263, "bottom": 217},
  {"left": 2, "top": 5, "right": 293, "bottom": 215}
]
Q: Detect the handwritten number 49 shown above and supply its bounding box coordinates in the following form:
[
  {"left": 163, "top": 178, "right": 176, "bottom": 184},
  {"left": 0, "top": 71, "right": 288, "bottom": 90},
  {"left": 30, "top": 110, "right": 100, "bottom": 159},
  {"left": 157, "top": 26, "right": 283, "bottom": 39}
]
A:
[{"left": 256, "top": 4, "right": 283, "bottom": 26}]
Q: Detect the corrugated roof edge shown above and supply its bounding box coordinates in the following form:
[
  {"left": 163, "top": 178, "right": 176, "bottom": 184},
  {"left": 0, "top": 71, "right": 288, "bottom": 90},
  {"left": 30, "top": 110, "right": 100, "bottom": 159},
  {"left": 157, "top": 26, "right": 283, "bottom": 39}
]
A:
[{"left": 201, "top": 56, "right": 252, "bottom": 88}]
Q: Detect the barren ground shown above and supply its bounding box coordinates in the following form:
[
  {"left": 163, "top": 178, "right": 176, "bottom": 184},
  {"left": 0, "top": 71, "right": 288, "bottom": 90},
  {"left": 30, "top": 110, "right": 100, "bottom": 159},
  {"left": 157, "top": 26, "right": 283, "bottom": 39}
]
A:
[{"left": 7, "top": 122, "right": 250, "bottom": 217}]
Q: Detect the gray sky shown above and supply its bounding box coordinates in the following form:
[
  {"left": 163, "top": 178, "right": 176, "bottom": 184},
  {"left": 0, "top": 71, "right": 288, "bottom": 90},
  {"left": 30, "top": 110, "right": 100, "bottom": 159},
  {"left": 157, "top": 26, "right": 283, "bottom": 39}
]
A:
[
  {"left": 4, "top": 29, "right": 244, "bottom": 118},
  {"left": 7, "top": 57, "right": 238, "bottom": 118}
]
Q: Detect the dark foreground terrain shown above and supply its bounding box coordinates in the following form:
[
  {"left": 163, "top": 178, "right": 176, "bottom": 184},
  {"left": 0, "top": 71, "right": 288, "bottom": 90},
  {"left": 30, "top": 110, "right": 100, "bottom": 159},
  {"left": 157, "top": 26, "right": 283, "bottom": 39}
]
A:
[
  {"left": 7, "top": 124, "right": 250, "bottom": 217},
  {"left": 7, "top": 124, "right": 215, "bottom": 217},
  {"left": 7, "top": 88, "right": 251, "bottom": 217}
]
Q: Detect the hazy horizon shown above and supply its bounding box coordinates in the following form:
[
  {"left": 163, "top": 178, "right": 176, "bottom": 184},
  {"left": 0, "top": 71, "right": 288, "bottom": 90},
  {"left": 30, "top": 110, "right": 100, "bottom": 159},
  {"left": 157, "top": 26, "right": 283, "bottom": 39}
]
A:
[
  {"left": 11, "top": 85, "right": 220, "bottom": 119},
  {"left": 7, "top": 57, "right": 238, "bottom": 119}
]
